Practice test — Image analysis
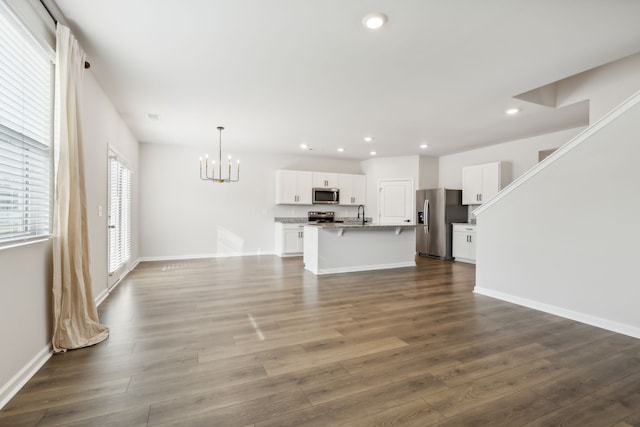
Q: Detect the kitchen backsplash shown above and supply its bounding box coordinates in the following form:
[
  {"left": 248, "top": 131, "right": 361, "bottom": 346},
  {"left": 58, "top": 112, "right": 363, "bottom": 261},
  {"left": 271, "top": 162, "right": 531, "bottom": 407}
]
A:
[
  {"left": 273, "top": 205, "right": 361, "bottom": 219},
  {"left": 274, "top": 216, "right": 373, "bottom": 224}
]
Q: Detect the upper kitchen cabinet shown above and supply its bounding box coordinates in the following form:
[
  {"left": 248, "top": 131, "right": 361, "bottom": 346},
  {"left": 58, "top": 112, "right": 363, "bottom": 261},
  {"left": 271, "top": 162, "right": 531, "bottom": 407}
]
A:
[
  {"left": 338, "top": 174, "right": 366, "bottom": 206},
  {"left": 312, "top": 172, "right": 338, "bottom": 188},
  {"left": 276, "top": 170, "right": 313, "bottom": 204},
  {"left": 462, "top": 161, "right": 508, "bottom": 205}
]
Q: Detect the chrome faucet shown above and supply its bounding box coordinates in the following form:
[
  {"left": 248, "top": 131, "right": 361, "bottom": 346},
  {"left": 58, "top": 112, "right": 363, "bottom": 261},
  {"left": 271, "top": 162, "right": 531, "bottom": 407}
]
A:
[{"left": 357, "top": 205, "right": 365, "bottom": 225}]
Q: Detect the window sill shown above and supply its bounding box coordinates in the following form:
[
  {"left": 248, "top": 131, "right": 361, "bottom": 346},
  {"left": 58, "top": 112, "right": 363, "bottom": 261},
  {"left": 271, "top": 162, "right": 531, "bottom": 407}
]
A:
[{"left": 0, "top": 235, "right": 52, "bottom": 251}]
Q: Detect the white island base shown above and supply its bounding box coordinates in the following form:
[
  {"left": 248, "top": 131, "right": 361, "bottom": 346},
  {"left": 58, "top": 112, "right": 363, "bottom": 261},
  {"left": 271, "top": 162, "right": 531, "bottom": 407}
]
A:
[{"left": 303, "top": 224, "right": 416, "bottom": 275}]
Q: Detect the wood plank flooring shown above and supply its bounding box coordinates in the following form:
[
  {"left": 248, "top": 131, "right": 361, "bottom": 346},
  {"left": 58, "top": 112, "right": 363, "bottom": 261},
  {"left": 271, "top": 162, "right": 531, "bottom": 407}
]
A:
[{"left": 2, "top": 255, "right": 640, "bottom": 426}]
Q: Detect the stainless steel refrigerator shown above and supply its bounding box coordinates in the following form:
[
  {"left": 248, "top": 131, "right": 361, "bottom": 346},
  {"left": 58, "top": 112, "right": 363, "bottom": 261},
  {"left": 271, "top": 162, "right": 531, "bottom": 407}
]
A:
[{"left": 416, "top": 189, "right": 468, "bottom": 259}]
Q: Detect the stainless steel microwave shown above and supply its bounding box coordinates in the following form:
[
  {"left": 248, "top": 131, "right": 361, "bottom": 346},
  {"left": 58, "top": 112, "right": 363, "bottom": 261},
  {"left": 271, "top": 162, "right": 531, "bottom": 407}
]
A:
[{"left": 312, "top": 187, "right": 339, "bottom": 204}]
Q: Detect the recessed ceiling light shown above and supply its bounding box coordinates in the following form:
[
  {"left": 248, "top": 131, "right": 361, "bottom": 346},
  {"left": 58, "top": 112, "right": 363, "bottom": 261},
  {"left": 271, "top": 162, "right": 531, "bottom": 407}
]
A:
[
  {"left": 300, "top": 143, "right": 310, "bottom": 150},
  {"left": 505, "top": 108, "right": 520, "bottom": 115},
  {"left": 363, "top": 13, "right": 387, "bottom": 30},
  {"left": 363, "top": 136, "right": 374, "bottom": 142},
  {"left": 420, "top": 143, "right": 429, "bottom": 149},
  {"left": 337, "top": 147, "right": 344, "bottom": 152},
  {"left": 370, "top": 151, "right": 377, "bottom": 156},
  {"left": 146, "top": 113, "right": 160, "bottom": 121}
]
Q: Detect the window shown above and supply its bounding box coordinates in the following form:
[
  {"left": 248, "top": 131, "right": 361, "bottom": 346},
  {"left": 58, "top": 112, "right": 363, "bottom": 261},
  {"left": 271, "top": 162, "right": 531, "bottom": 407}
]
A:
[
  {"left": 0, "top": 2, "right": 53, "bottom": 244},
  {"left": 108, "top": 156, "right": 131, "bottom": 274}
]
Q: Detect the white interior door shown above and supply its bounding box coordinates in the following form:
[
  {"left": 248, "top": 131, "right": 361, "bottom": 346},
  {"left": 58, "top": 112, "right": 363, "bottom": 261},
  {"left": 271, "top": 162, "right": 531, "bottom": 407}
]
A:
[
  {"left": 378, "top": 179, "right": 414, "bottom": 225},
  {"left": 108, "top": 153, "right": 132, "bottom": 283}
]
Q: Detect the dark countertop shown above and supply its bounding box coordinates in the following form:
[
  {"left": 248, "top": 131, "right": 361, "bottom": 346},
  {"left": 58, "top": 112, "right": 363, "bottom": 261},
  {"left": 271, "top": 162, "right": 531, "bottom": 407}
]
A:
[
  {"left": 274, "top": 217, "right": 373, "bottom": 224},
  {"left": 306, "top": 223, "right": 416, "bottom": 229}
]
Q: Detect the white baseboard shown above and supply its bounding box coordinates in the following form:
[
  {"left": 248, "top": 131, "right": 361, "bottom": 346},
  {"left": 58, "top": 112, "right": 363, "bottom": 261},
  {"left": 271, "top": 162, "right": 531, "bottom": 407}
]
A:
[
  {"left": 0, "top": 345, "right": 52, "bottom": 410},
  {"left": 312, "top": 261, "right": 416, "bottom": 276},
  {"left": 138, "top": 251, "right": 276, "bottom": 262},
  {"left": 95, "top": 288, "right": 109, "bottom": 306},
  {"left": 96, "top": 258, "right": 141, "bottom": 307},
  {"left": 474, "top": 287, "right": 640, "bottom": 339},
  {"left": 1, "top": 257, "right": 141, "bottom": 411}
]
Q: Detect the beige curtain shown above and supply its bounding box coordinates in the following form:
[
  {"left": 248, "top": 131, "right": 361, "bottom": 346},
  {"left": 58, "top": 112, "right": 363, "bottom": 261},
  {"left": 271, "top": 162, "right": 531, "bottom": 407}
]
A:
[{"left": 52, "top": 24, "right": 109, "bottom": 353}]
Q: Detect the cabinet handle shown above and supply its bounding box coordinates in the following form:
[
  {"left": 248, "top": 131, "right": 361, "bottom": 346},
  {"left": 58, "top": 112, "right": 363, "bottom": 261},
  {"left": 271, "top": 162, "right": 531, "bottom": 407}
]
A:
[{"left": 479, "top": 194, "right": 482, "bottom": 202}]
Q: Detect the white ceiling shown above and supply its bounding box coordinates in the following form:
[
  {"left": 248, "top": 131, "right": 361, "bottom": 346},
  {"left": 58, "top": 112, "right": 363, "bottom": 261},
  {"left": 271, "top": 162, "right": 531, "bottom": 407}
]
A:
[{"left": 53, "top": 0, "right": 640, "bottom": 160}]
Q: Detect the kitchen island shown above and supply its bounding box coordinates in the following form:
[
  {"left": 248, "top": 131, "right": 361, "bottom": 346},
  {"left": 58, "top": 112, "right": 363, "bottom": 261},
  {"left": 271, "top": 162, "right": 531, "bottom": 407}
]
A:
[{"left": 303, "top": 223, "right": 416, "bottom": 275}]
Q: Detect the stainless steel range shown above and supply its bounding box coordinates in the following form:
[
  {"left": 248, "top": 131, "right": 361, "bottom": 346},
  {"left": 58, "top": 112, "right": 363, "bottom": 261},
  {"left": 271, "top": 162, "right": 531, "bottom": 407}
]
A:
[{"left": 307, "top": 211, "right": 335, "bottom": 223}]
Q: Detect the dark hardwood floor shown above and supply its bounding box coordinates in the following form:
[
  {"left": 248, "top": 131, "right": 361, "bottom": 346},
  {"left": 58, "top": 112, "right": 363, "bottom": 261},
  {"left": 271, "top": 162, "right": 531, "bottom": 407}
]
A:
[{"left": 1, "top": 256, "right": 640, "bottom": 426}]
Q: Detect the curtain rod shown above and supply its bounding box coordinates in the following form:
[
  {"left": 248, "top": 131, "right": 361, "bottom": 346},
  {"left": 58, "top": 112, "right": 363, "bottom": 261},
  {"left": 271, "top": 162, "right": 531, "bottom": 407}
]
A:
[{"left": 39, "top": 0, "right": 91, "bottom": 69}]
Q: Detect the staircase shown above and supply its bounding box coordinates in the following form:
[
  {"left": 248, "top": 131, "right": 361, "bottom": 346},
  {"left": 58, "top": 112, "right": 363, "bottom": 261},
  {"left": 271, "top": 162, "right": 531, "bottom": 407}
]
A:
[{"left": 473, "top": 90, "right": 640, "bottom": 338}]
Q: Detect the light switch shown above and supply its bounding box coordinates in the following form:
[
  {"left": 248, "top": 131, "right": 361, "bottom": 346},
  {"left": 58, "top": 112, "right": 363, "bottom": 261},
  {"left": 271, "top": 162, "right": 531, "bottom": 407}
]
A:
[{"left": 98, "top": 205, "right": 103, "bottom": 217}]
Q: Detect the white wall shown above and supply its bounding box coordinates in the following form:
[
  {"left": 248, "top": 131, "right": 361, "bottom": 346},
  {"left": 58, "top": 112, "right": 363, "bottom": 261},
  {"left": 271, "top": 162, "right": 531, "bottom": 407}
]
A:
[
  {"left": 418, "top": 155, "right": 439, "bottom": 190},
  {"left": 557, "top": 52, "right": 640, "bottom": 123},
  {"left": 438, "top": 127, "right": 585, "bottom": 190},
  {"left": 138, "top": 144, "right": 362, "bottom": 259},
  {"left": 0, "top": 240, "right": 51, "bottom": 407},
  {"left": 437, "top": 53, "right": 640, "bottom": 195},
  {"left": 474, "top": 93, "right": 640, "bottom": 337},
  {"left": 0, "top": 71, "right": 139, "bottom": 406},
  {"left": 360, "top": 155, "right": 420, "bottom": 224},
  {"left": 82, "top": 72, "right": 140, "bottom": 291}
]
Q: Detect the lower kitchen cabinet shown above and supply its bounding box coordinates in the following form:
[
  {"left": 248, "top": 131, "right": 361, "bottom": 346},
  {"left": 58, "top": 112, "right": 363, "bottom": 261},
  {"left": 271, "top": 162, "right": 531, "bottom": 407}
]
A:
[
  {"left": 452, "top": 223, "right": 476, "bottom": 263},
  {"left": 275, "top": 223, "right": 304, "bottom": 256}
]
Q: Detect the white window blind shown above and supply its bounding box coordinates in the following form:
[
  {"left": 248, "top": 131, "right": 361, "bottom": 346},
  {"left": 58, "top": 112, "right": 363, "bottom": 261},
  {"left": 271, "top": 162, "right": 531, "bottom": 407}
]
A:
[
  {"left": 108, "top": 157, "right": 131, "bottom": 274},
  {"left": 0, "top": 2, "right": 53, "bottom": 244}
]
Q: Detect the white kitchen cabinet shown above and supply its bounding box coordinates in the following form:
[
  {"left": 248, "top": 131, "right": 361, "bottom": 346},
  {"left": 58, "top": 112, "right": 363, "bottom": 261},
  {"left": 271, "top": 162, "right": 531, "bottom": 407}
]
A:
[
  {"left": 275, "top": 223, "right": 304, "bottom": 256},
  {"left": 462, "top": 161, "right": 507, "bottom": 205},
  {"left": 338, "top": 174, "right": 366, "bottom": 205},
  {"left": 452, "top": 223, "right": 476, "bottom": 263},
  {"left": 276, "top": 170, "right": 312, "bottom": 204},
  {"left": 312, "top": 172, "right": 338, "bottom": 188}
]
